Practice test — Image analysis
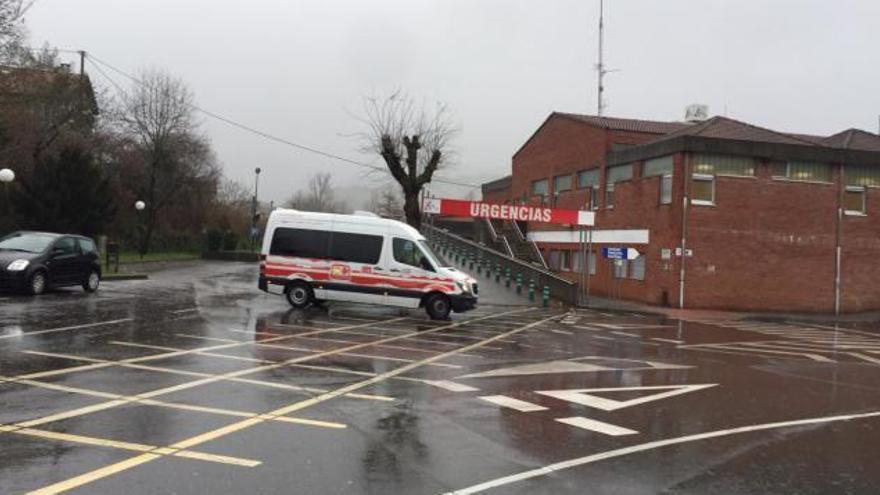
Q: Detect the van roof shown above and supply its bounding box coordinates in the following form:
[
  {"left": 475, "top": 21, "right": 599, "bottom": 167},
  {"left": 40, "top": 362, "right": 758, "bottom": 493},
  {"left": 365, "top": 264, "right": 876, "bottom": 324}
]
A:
[{"left": 269, "top": 209, "right": 424, "bottom": 238}]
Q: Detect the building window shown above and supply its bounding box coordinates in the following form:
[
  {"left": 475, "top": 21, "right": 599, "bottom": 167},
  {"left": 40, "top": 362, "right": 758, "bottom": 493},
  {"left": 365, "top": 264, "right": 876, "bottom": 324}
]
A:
[
  {"left": 572, "top": 251, "right": 597, "bottom": 275},
  {"left": 578, "top": 169, "right": 600, "bottom": 210},
  {"left": 560, "top": 250, "right": 571, "bottom": 271},
  {"left": 604, "top": 165, "right": 633, "bottom": 209},
  {"left": 629, "top": 255, "right": 646, "bottom": 281},
  {"left": 693, "top": 154, "right": 754, "bottom": 176},
  {"left": 553, "top": 175, "right": 572, "bottom": 193},
  {"left": 531, "top": 179, "right": 548, "bottom": 199},
  {"left": 643, "top": 156, "right": 674, "bottom": 205},
  {"left": 844, "top": 186, "right": 866, "bottom": 215},
  {"left": 846, "top": 165, "right": 880, "bottom": 188},
  {"left": 643, "top": 156, "right": 674, "bottom": 177},
  {"left": 606, "top": 164, "right": 634, "bottom": 183},
  {"left": 612, "top": 260, "right": 627, "bottom": 279},
  {"left": 771, "top": 161, "right": 832, "bottom": 182},
  {"left": 691, "top": 174, "right": 715, "bottom": 205},
  {"left": 660, "top": 175, "right": 673, "bottom": 205},
  {"left": 548, "top": 250, "right": 561, "bottom": 271}
]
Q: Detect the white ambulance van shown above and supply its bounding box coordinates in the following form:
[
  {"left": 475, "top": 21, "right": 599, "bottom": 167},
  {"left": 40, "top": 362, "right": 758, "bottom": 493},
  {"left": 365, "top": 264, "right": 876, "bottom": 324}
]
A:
[{"left": 258, "top": 209, "right": 478, "bottom": 319}]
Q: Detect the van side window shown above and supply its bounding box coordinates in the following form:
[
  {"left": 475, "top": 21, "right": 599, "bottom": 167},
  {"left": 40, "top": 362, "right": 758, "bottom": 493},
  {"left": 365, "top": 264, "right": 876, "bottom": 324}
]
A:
[
  {"left": 270, "top": 228, "right": 331, "bottom": 259},
  {"left": 329, "top": 232, "right": 383, "bottom": 264},
  {"left": 393, "top": 238, "right": 434, "bottom": 272}
]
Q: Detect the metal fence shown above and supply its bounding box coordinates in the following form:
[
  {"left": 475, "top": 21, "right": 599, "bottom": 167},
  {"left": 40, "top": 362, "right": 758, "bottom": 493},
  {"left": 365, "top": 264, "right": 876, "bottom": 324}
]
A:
[{"left": 423, "top": 224, "right": 578, "bottom": 305}]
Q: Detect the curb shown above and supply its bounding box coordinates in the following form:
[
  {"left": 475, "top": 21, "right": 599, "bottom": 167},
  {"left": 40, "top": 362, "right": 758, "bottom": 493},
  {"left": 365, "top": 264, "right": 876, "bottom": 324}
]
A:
[{"left": 102, "top": 273, "right": 149, "bottom": 281}]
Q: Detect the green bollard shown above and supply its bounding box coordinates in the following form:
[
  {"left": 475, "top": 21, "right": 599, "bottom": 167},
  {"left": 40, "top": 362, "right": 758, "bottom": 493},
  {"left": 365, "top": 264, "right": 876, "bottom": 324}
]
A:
[
  {"left": 469, "top": 256, "right": 475, "bottom": 271},
  {"left": 504, "top": 267, "right": 511, "bottom": 288},
  {"left": 495, "top": 264, "right": 501, "bottom": 283},
  {"left": 476, "top": 261, "right": 482, "bottom": 274},
  {"left": 516, "top": 273, "right": 523, "bottom": 294},
  {"left": 528, "top": 282, "right": 535, "bottom": 302},
  {"left": 542, "top": 286, "right": 550, "bottom": 308}
]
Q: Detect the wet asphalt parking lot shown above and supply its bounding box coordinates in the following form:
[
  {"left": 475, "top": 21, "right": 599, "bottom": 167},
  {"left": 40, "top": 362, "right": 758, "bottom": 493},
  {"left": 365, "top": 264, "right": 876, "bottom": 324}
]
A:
[{"left": 2, "top": 262, "right": 880, "bottom": 494}]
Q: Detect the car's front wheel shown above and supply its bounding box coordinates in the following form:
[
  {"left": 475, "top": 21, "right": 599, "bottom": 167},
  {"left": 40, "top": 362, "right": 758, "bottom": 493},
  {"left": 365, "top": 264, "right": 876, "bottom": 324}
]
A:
[
  {"left": 424, "top": 293, "right": 451, "bottom": 320},
  {"left": 83, "top": 270, "right": 100, "bottom": 293},
  {"left": 29, "top": 271, "right": 47, "bottom": 296}
]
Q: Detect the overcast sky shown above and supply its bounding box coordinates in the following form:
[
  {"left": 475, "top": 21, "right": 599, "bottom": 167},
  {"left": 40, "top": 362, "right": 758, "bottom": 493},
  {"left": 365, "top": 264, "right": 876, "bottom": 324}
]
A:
[{"left": 24, "top": 0, "right": 880, "bottom": 206}]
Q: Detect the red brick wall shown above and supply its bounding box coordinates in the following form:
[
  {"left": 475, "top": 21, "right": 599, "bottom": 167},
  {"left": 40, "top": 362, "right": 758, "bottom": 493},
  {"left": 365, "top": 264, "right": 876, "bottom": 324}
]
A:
[
  {"left": 482, "top": 187, "right": 511, "bottom": 204},
  {"left": 508, "top": 113, "right": 880, "bottom": 313}
]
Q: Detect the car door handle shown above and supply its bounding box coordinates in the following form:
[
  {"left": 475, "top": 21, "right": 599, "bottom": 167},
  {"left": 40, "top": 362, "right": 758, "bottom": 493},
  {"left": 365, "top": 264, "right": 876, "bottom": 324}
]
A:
[{"left": 389, "top": 269, "right": 400, "bottom": 273}]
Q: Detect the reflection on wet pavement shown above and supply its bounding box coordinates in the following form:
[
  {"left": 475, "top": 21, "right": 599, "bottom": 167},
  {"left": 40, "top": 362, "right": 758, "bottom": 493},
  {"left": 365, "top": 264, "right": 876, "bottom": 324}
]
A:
[{"left": 1, "top": 261, "right": 879, "bottom": 494}]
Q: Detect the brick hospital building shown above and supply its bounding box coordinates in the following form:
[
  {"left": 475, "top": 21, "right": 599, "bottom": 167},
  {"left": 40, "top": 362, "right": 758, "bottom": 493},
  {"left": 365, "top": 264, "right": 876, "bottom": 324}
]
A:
[{"left": 481, "top": 112, "right": 880, "bottom": 313}]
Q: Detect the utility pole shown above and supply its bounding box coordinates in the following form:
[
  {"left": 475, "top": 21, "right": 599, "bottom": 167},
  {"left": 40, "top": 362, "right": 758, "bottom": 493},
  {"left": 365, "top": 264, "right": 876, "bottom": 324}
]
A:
[
  {"left": 78, "top": 50, "right": 86, "bottom": 77},
  {"left": 597, "top": 0, "right": 605, "bottom": 116}
]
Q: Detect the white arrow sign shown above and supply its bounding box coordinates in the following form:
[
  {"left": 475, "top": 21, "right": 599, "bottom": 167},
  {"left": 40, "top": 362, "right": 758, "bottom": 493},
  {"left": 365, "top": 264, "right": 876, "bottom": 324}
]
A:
[{"left": 626, "top": 248, "right": 641, "bottom": 260}]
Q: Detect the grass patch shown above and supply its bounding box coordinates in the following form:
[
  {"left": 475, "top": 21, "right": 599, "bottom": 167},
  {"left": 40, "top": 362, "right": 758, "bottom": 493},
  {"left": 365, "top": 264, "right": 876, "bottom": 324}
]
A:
[{"left": 117, "top": 251, "right": 200, "bottom": 264}]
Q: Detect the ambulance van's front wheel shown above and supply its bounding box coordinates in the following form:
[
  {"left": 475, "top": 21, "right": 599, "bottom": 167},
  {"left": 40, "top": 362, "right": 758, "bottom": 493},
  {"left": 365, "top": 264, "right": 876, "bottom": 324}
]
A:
[
  {"left": 424, "top": 293, "right": 451, "bottom": 320},
  {"left": 285, "top": 281, "right": 313, "bottom": 309}
]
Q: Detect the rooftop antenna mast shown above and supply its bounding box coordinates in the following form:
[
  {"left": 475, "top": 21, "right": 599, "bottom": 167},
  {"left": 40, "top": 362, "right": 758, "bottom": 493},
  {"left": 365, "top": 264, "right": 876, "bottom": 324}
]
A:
[{"left": 596, "top": 0, "right": 608, "bottom": 116}]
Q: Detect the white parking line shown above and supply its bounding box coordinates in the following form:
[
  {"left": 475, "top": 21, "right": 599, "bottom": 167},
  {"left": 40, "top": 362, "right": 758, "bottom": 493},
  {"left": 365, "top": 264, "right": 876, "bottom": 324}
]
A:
[
  {"left": 0, "top": 318, "right": 133, "bottom": 340},
  {"left": 555, "top": 417, "right": 638, "bottom": 436},
  {"left": 652, "top": 338, "right": 685, "bottom": 344},
  {"left": 479, "top": 395, "right": 548, "bottom": 412}
]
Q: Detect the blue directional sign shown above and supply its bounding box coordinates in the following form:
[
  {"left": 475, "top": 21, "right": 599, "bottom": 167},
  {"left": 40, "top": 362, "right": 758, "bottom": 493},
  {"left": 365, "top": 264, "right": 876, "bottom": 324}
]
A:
[
  {"left": 602, "top": 247, "right": 625, "bottom": 260},
  {"left": 602, "top": 247, "right": 642, "bottom": 260}
]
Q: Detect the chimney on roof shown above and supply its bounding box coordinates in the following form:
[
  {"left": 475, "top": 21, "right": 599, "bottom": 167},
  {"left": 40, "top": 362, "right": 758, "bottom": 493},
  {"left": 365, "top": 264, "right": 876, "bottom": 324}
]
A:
[{"left": 685, "top": 104, "right": 709, "bottom": 123}]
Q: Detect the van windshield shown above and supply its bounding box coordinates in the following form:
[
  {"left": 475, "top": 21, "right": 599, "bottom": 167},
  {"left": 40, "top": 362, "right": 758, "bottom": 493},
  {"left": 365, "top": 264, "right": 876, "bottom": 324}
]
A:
[{"left": 418, "top": 240, "right": 448, "bottom": 268}]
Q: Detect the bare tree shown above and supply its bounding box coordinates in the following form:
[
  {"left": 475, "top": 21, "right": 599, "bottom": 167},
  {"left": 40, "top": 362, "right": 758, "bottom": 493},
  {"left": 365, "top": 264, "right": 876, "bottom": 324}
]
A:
[
  {"left": 117, "top": 69, "right": 217, "bottom": 254},
  {"left": 0, "top": 0, "right": 35, "bottom": 64},
  {"left": 360, "top": 91, "right": 456, "bottom": 229},
  {"left": 368, "top": 185, "right": 404, "bottom": 220},
  {"left": 286, "top": 172, "right": 347, "bottom": 213}
]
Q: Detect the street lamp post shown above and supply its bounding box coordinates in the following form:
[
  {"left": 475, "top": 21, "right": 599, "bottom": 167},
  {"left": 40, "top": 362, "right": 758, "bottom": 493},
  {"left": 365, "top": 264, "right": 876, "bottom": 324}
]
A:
[
  {"left": 251, "top": 167, "right": 262, "bottom": 251},
  {"left": 0, "top": 168, "right": 15, "bottom": 234},
  {"left": 135, "top": 200, "right": 146, "bottom": 259}
]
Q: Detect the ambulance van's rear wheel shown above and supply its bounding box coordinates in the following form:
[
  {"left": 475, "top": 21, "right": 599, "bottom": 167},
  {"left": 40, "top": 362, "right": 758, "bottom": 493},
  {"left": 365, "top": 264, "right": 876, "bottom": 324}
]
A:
[
  {"left": 286, "top": 281, "right": 313, "bottom": 309},
  {"left": 424, "top": 293, "right": 451, "bottom": 320}
]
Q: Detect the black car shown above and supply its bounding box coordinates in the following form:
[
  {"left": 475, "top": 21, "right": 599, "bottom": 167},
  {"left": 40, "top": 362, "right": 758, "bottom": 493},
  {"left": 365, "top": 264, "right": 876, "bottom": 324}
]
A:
[{"left": 0, "top": 231, "right": 102, "bottom": 295}]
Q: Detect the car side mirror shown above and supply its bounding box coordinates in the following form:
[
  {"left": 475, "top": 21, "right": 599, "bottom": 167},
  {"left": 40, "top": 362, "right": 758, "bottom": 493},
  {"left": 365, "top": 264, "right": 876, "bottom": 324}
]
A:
[{"left": 51, "top": 248, "right": 65, "bottom": 257}]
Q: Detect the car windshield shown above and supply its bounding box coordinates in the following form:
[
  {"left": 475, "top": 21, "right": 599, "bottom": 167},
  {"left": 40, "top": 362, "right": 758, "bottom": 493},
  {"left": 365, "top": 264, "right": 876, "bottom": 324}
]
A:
[
  {"left": 0, "top": 233, "right": 55, "bottom": 254},
  {"left": 418, "top": 239, "right": 449, "bottom": 268}
]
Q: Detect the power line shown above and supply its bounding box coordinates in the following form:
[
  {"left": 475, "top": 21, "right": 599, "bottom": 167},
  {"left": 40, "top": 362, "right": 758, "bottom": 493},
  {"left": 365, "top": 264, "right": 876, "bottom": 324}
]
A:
[{"left": 86, "top": 53, "right": 481, "bottom": 189}]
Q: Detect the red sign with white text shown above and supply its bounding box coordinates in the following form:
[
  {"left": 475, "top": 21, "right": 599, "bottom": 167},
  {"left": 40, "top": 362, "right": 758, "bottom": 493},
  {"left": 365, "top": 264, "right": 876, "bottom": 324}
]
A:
[{"left": 423, "top": 198, "right": 594, "bottom": 226}]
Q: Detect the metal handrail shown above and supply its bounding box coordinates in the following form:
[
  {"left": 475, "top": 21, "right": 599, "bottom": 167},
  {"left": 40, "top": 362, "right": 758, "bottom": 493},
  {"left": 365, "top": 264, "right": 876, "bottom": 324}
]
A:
[
  {"left": 509, "top": 219, "right": 526, "bottom": 242},
  {"left": 500, "top": 236, "right": 514, "bottom": 257},
  {"left": 422, "top": 224, "right": 578, "bottom": 304},
  {"left": 530, "top": 239, "right": 548, "bottom": 269},
  {"left": 483, "top": 217, "right": 498, "bottom": 241}
]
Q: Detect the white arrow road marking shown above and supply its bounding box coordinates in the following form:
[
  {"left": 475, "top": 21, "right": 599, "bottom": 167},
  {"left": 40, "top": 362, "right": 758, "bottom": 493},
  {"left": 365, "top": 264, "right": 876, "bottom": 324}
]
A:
[
  {"left": 479, "top": 395, "right": 548, "bottom": 412},
  {"left": 426, "top": 380, "right": 479, "bottom": 392},
  {"left": 556, "top": 416, "right": 638, "bottom": 436},
  {"left": 536, "top": 384, "right": 717, "bottom": 411},
  {"left": 592, "top": 323, "right": 676, "bottom": 330},
  {"left": 459, "top": 360, "right": 612, "bottom": 379}
]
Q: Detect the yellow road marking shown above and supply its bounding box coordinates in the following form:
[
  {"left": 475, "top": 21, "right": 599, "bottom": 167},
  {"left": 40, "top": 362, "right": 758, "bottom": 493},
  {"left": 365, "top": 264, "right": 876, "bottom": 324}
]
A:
[
  {"left": 29, "top": 309, "right": 547, "bottom": 492},
  {"left": 27, "top": 454, "right": 162, "bottom": 495},
  {"left": 0, "top": 426, "right": 260, "bottom": 467},
  {"left": 18, "top": 317, "right": 410, "bottom": 381},
  {"left": 20, "top": 350, "right": 392, "bottom": 402}
]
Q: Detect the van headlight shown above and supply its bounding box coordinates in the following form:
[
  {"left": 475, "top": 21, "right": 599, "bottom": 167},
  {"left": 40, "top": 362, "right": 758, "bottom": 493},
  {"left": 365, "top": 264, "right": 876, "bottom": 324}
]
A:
[
  {"left": 6, "top": 259, "right": 29, "bottom": 271},
  {"left": 455, "top": 281, "right": 469, "bottom": 293}
]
